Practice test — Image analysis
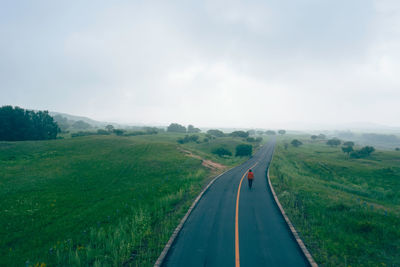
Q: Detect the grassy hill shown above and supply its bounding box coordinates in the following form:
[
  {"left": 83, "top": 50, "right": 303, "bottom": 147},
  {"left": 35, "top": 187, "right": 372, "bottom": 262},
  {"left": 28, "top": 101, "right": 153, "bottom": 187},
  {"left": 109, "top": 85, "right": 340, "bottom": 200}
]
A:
[
  {"left": 0, "top": 133, "right": 256, "bottom": 266},
  {"left": 269, "top": 137, "right": 400, "bottom": 266}
]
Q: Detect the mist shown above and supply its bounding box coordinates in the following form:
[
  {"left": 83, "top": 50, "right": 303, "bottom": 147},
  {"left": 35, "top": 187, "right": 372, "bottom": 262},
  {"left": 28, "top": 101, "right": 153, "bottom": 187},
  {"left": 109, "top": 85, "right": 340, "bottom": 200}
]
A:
[{"left": 1, "top": 0, "right": 400, "bottom": 129}]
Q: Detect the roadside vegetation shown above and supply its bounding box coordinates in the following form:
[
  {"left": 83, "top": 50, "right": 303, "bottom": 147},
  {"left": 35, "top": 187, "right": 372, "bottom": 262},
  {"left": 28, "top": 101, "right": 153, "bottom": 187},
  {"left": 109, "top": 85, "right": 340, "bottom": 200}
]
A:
[
  {"left": 0, "top": 126, "right": 265, "bottom": 266},
  {"left": 269, "top": 137, "right": 400, "bottom": 266}
]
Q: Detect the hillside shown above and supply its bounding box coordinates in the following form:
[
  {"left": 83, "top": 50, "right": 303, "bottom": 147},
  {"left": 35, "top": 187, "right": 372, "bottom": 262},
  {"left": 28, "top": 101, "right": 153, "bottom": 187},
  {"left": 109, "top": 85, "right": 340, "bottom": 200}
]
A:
[
  {"left": 269, "top": 137, "right": 400, "bottom": 266},
  {"left": 0, "top": 133, "right": 257, "bottom": 266}
]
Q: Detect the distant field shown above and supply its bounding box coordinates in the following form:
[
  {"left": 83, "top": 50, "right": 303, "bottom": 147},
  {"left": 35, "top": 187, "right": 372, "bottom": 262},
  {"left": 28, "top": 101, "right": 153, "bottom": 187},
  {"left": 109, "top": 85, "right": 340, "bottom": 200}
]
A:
[
  {"left": 0, "top": 133, "right": 256, "bottom": 266},
  {"left": 269, "top": 137, "right": 400, "bottom": 266}
]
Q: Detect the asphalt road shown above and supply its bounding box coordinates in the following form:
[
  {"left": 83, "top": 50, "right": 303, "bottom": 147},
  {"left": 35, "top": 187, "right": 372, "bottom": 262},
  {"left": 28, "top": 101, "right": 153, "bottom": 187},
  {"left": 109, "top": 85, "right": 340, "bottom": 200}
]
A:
[{"left": 163, "top": 139, "right": 309, "bottom": 267}]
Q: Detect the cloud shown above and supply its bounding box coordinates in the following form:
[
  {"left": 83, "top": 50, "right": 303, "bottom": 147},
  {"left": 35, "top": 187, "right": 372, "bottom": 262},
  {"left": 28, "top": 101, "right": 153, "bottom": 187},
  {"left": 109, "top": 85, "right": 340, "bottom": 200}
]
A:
[{"left": 1, "top": 0, "right": 399, "bottom": 128}]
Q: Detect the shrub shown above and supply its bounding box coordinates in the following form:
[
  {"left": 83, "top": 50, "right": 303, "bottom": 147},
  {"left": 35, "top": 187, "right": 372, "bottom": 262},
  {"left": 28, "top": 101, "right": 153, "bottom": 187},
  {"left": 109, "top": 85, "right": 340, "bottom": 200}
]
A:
[
  {"left": 97, "top": 129, "right": 110, "bottom": 135},
  {"left": 113, "top": 129, "right": 125, "bottom": 136},
  {"left": 341, "top": 145, "right": 353, "bottom": 156},
  {"left": 246, "top": 137, "right": 256, "bottom": 142},
  {"left": 230, "top": 131, "right": 249, "bottom": 138},
  {"left": 327, "top": 138, "right": 341, "bottom": 147},
  {"left": 291, "top": 139, "right": 303, "bottom": 147},
  {"left": 212, "top": 147, "right": 232, "bottom": 157},
  {"left": 395, "top": 147, "right": 400, "bottom": 151},
  {"left": 187, "top": 125, "right": 201, "bottom": 133},
  {"left": 235, "top": 144, "right": 252, "bottom": 156},
  {"left": 207, "top": 129, "right": 225, "bottom": 137},
  {"left": 343, "top": 141, "right": 355, "bottom": 147},
  {"left": 167, "top": 123, "right": 186, "bottom": 133},
  {"left": 278, "top": 130, "right": 286, "bottom": 135},
  {"left": 266, "top": 130, "right": 276, "bottom": 135},
  {"left": 177, "top": 134, "right": 200, "bottom": 144},
  {"left": 71, "top": 131, "right": 97, "bottom": 138},
  {"left": 350, "top": 146, "right": 375, "bottom": 158}
]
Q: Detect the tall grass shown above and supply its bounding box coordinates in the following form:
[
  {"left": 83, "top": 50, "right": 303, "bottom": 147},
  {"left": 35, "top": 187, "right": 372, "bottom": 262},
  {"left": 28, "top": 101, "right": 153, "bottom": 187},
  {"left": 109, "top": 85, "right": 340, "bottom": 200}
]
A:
[
  {"left": 269, "top": 140, "right": 400, "bottom": 266},
  {"left": 0, "top": 135, "right": 210, "bottom": 266}
]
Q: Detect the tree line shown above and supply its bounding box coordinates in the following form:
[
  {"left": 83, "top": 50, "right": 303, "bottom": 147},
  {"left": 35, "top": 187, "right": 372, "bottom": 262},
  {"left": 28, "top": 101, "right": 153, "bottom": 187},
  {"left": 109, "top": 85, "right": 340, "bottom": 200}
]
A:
[{"left": 0, "top": 106, "right": 59, "bottom": 141}]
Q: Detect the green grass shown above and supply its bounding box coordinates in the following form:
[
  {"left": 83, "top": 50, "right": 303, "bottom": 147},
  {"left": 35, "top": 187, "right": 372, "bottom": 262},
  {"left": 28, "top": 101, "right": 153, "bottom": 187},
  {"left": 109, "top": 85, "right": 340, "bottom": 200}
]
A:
[
  {"left": 0, "top": 133, "right": 259, "bottom": 266},
  {"left": 269, "top": 137, "right": 400, "bottom": 266}
]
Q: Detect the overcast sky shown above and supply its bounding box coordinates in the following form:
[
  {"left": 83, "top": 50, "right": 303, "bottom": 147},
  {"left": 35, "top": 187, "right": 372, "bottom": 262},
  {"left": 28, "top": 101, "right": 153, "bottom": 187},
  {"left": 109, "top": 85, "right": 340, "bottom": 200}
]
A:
[{"left": 1, "top": 0, "right": 399, "bottom": 129}]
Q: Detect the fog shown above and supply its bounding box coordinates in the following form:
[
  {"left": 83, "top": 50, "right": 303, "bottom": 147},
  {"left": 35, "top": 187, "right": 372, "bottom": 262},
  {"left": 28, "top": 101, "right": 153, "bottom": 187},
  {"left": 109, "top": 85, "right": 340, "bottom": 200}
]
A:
[{"left": 1, "top": 0, "right": 400, "bottom": 129}]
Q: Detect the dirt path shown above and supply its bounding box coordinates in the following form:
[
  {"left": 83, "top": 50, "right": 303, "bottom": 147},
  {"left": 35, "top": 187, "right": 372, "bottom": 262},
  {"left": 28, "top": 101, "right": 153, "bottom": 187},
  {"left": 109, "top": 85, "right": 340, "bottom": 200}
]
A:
[{"left": 178, "top": 148, "right": 226, "bottom": 171}]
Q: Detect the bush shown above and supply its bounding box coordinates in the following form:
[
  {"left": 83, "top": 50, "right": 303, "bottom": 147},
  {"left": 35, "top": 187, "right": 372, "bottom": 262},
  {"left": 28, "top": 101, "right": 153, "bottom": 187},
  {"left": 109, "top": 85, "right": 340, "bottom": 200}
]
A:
[
  {"left": 177, "top": 134, "right": 200, "bottom": 144},
  {"left": 246, "top": 137, "right": 256, "bottom": 142},
  {"left": 113, "top": 129, "right": 125, "bottom": 136},
  {"left": 231, "top": 131, "right": 249, "bottom": 138},
  {"left": 71, "top": 131, "right": 97, "bottom": 138},
  {"left": 235, "top": 144, "right": 252, "bottom": 156},
  {"left": 327, "top": 138, "right": 341, "bottom": 147},
  {"left": 395, "top": 147, "right": 400, "bottom": 151},
  {"left": 291, "top": 139, "right": 303, "bottom": 147},
  {"left": 266, "top": 130, "right": 276, "bottom": 135},
  {"left": 343, "top": 141, "right": 355, "bottom": 147},
  {"left": 212, "top": 147, "right": 232, "bottom": 157},
  {"left": 97, "top": 129, "right": 111, "bottom": 135},
  {"left": 124, "top": 131, "right": 146, "bottom": 136},
  {"left": 350, "top": 146, "right": 375, "bottom": 158},
  {"left": 207, "top": 129, "right": 225, "bottom": 137},
  {"left": 278, "top": 130, "right": 286, "bottom": 135},
  {"left": 167, "top": 123, "right": 186, "bottom": 133}
]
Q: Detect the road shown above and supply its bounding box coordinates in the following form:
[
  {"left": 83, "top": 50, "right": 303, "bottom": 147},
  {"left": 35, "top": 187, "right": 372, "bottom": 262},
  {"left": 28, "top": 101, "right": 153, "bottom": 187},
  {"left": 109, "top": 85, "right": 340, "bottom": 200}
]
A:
[{"left": 162, "top": 139, "right": 309, "bottom": 267}]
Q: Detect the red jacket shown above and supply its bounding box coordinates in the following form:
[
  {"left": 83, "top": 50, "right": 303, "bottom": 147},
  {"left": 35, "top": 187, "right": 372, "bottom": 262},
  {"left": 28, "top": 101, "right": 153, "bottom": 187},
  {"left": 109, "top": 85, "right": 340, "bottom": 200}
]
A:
[{"left": 247, "top": 171, "right": 254, "bottom": 180}]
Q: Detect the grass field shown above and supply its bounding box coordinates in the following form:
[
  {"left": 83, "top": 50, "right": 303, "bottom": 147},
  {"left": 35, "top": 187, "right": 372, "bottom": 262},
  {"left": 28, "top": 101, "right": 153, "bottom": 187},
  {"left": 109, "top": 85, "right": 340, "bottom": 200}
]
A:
[
  {"left": 0, "top": 133, "right": 256, "bottom": 266},
  {"left": 269, "top": 137, "right": 400, "bottom": 266}
]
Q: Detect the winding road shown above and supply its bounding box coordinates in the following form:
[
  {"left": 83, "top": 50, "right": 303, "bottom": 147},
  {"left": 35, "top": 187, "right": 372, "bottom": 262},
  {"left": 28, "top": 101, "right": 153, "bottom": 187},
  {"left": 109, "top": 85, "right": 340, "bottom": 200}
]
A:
[{"left": 162, "top": 139, "right": 309, "bottom": 267}]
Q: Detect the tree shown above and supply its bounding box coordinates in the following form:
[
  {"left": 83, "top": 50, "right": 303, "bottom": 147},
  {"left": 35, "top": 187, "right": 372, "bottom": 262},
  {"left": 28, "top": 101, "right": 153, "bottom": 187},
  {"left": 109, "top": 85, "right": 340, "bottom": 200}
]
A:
[
  {"left": 396, "top": 148, "right": 400, "bottom": 151},
  {"left": 247, "top": 129, "right": 256, "bottom": 136},
  {"left": 350, "top": 146, "right": 375, "bottom": 158},
  {"left": 113, "top": 129, "right": 125, "bottom": 136},
  {"left": 177, "top": 134, "right": 200, "bottom": 144},
  {"left": 212, "top": 147, "right": 232, "bottom": 157},
  {"left": 278, "top": 130, "right": 286, "bottom": 135},
  {"left": 0, "top": 106, "right": 59, "bottom": 141},
  {"left": 235, "top": 144, "right": 252, "bottom": 156},
  {"left": 311, "top": 135, "right": 318, "bottom": 140},
  {"left": 187, "top": 125, "right": 201, "bottom": 133},
  {"left": 265, "top": 130, "right": 276, "bottom": 135},
  {"left": 318, "top": 134, "right": 326, "bottom": 140},
  {"left": 341, "top": 146, "right": 353, "bottom": 156},
  {"left": 246, "top": 137, "right": 256, "bottom": 142},
  {"left": 207, "top": 129, "right": 225, "bottom": 137},
  {"left": 167, "top": 123, "right": 186, "bottom": 133},
  {"left": 343, "top": 141, "right": 355, "bottom": 147},
  {"left": 106, "top": 124, "right": 114, "bottom": 132},
  {"left": 327, "top": 138, "right": 341, "bottom": 147},
  {"left": 291, "top": 139, "right": 303, "bottom": 147},
  {"left": 231, "top": 131, "right": 249, "bottom": 138}
]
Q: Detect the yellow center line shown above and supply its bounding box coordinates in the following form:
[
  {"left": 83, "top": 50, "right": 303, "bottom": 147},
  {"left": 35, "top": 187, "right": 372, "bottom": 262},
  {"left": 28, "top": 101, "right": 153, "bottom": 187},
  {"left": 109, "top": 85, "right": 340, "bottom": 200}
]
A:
[{"left": 235, "top": 162, "right": 259, "bottom": 267}]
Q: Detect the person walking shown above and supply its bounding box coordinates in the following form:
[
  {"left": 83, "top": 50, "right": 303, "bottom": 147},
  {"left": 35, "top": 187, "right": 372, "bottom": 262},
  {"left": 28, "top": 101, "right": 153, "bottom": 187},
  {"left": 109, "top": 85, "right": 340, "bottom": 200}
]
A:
[{"left": 247, "top": 169, "right": 254, "bottom": 189}]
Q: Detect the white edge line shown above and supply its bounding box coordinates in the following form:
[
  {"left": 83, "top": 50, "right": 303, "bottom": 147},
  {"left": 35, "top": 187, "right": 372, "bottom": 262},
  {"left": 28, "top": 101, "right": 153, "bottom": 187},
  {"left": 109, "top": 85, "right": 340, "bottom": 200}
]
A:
[
  {"left": 267, "top": 165, "right": 319, "bottom": 267},
  {"left": 154, "top": 167, "right": 233, "bottom": 267}
]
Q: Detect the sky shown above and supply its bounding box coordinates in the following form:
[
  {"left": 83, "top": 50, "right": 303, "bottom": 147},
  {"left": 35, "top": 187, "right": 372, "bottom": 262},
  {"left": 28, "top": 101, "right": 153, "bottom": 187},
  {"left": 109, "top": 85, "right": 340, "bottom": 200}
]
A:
[{"left": 1, "top": 0, "right": 400, "bottom": 129}]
